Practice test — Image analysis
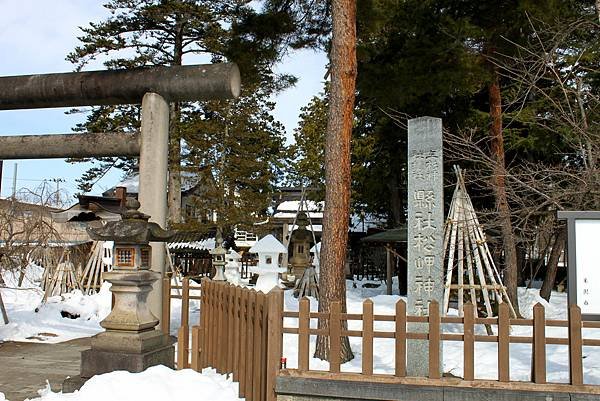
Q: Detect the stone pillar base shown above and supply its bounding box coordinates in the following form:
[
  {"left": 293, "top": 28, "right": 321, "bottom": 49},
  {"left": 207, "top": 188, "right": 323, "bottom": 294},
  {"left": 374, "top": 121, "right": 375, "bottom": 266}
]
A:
[{"left": 80, "top": 343, "right": 175, "bottom": 378}]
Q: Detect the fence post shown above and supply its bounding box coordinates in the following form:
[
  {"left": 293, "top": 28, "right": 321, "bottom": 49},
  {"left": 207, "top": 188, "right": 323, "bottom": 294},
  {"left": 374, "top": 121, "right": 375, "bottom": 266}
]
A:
[
  {"left": 161, "top": 276, "right": 171, "bottom": 336},
  {"left": 568, "top": 304, "right": 583, "bottom": 385},
  {"left": 266, "top": 287, "right": 284, "bottom": 401},
  {"left": 394, "top": 300, "right": 406, "bottom": 377},
  {"left": 532, "top": 303, "right": 546, "bottom": 384},
  {"left": 428, "top": 300, "right": 441, "bottom": 379},
  {"left": 362, "top": 299, "right": 374, "bottom": 375},
  {"left": 463, "top": 302, "right": 475, "bottom": 381},
  {"left": 498, "top": 303, "right": 510, "bottom": 382},
  {"left": 177, "top": 326, "right": 187, "bottom": 369},
  {"left": 329, "top": 301, "right": 342, "bottom": 373},
  {"left": 298, "top": 297, "right": 310, "bottom": 372},
  {"left": 191, "top": 325, "right": 201, "bottom": 371}
]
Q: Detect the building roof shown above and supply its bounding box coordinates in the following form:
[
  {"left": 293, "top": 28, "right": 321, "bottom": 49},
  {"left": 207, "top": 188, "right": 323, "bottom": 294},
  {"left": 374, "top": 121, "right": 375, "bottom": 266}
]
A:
[{"left": 360, "top": 227, "right": 408, "bottom": 243}]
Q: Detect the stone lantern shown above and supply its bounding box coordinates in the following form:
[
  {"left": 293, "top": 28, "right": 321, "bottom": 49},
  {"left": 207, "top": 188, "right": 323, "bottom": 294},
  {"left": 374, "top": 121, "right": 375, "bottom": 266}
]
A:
[
  {"left": 210, "top": 228, "right": 227, "bottom": 281},
  {"left": 288, "top": 212, "right": 312, "bottom": 278},
  {"left": 224, "top": 249, "right": 242, "bottom": 285},
  {"left": 75, "top": 197, "right": 175, "bottom": 381},
  {"left": 249, "top": 234, "right": 287, "bottom": 293}
]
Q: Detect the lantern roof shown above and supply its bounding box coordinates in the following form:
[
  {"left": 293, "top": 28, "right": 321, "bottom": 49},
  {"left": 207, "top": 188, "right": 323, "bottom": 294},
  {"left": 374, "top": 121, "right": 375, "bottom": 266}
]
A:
[
  {"left": 227, "top": 249, "right": 242, "bottom": 259},
  {"left": 87, "top": 197, "right": 174, "bottom": 243},
  {"left": 249, "top": 234, "right": 287, "bottom": 254}
]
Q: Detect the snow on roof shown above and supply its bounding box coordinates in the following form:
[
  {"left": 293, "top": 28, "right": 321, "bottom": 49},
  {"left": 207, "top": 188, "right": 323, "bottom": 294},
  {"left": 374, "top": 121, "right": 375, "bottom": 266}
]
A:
[
  {"left": 273, "top": 211, "right": 323, "bottom": 219},
  {"left": 168, "top": 238, "right": 215, "bottom": 251},
  {"left": 249, "top": 234, "right": 287, "bottom": 254},
  {"left": 290, "top": 224, "right": 322, "bottom": 232},
  {"left": 227, "top": 249, "right": 242, "bottom": 260},
  {"left": 276, "top": 200, "right": 324, "bottom": 212},
  {"left": 310, "top": 242, "right": 321, "bottom": 253}
]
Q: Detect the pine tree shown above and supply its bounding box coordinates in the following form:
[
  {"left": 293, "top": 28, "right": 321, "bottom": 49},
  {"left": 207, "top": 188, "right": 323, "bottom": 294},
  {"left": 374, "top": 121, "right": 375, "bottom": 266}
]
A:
[{"left": 67, "top": 0, "right": 291, "bottom": 226}]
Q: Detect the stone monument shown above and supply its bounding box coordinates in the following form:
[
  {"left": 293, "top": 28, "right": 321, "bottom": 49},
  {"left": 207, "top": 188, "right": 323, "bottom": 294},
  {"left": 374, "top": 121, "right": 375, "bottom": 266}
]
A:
[
  {"left": 407, "top": 116, "right": 444, "bottom": 377},
  {"left": 224, "top": 249, "right": 242, "bottom": 285},
  {"left": 64, "top": 198, "right": 175, "bottom": 391}
]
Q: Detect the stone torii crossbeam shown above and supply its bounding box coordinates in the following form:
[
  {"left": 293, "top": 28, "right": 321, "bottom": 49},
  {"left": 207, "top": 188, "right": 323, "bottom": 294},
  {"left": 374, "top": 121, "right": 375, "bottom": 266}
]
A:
[{"left": 0, "top": 63, "right": 241, "bottom": 324}]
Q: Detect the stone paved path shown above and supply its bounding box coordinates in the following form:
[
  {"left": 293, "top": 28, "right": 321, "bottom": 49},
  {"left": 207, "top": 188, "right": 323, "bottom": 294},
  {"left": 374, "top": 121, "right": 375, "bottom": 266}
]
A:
[{"left": 0, "top": 337, "right": 89, "bottom": 401}]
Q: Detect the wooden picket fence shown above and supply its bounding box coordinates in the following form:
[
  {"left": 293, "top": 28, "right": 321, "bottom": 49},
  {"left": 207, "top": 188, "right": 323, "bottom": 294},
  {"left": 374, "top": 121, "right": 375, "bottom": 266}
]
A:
[
  {"left": 161, "top": 275, "right": 203, "bottom": 338},
  {"left": 282, "top": 298, "right": 600, "bottom": 389},
  {"left": 176, "top": 279, "right": 283, "bottom": 401},
  {"left": 174, "top": 279, "right": 600, "bottom": 399}
]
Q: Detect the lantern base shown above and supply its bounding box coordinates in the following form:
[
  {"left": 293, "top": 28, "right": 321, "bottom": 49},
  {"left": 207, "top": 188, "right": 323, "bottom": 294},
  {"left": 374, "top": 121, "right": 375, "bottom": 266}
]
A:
[{"left": 80, "top": 336, "right": 174, "bottom": 378}]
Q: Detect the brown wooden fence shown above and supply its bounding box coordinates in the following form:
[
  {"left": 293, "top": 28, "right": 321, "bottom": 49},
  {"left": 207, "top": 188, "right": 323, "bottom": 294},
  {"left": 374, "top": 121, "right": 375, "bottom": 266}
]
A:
[
  {"left": 176, "top": 279, "right": 283, "bottom": 401},
  {"left": 282, "top": 298, "right": 600, "bottom": 390},
  {"left": 174, "top": 279, "right": 600, "bottom": 399}
]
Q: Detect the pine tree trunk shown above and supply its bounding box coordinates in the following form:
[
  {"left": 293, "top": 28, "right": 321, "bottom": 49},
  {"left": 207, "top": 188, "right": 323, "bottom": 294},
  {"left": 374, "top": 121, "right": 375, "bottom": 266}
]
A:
[
  {"left": 167, "top": 17, "right": 185, "bottom": 226},
  {"left": 314, "top": 0, "right": 356, "bottom": 363},
  {"left": 168, "top": 104, "right": 182, "bottom": 226},
  {"left": 488, "top": 69, "right": 521, "bottom": 317},
  {"left": 540, "top": 225, "right": 567, "bottom": 302}
]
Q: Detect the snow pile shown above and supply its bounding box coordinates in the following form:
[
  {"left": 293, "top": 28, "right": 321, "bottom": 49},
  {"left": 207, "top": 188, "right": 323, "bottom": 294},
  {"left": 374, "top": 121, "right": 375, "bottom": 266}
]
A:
[
  {"left": 0, "top": 391, "right": 7, "bottom": 401},
  {"left": 29, "top": 366, "right": 241, "bottom": 401},
  {"left": 2, "top": 263, "right": 44, "bottom": 288},
  {"left": 0, "top": 266, "right": 110, "bottom": 343}
]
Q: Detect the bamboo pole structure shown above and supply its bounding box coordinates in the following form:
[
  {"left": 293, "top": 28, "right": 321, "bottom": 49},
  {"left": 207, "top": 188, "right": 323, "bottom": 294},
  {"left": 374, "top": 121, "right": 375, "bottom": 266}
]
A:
[{"left": 442, "top": 166, "right": 516, "bottom": 318}]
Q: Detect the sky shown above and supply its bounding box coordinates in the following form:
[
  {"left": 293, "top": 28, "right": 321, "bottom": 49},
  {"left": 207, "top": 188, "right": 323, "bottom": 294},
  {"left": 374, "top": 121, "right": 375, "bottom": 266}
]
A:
[{"left": 0, "top": 0, "right": 327, "bottom": 202}]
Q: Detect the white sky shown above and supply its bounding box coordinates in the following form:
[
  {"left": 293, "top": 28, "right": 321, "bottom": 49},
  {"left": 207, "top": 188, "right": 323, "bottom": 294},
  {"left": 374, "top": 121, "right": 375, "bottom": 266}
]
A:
[{"left": 0, "top": 0, "right": 327, "bottom": 200}]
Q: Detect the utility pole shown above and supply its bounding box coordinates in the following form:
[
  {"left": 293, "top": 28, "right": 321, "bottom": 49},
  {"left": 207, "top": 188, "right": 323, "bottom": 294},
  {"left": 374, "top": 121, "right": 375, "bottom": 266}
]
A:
[
  {"left": 50, "top": 178, "right": 65, "bottom": 206},
  {"left": 0, "top": 160, "right": 3, "bottom": 198},
  {"left": 11, "top": 163, "right": 17, "bottom": 200}
]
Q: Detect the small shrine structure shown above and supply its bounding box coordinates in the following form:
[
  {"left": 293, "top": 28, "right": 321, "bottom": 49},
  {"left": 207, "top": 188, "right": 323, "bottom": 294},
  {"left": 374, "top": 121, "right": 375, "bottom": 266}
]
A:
[{"left": 249, "top": 234, "right": 287, "bottom": 293}]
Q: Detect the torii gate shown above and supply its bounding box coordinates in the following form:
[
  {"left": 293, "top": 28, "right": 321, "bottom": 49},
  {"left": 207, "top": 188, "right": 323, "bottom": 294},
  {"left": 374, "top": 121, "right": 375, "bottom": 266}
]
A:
[{"left": 0, "top": 64, "right": 241, "bottom": 324}]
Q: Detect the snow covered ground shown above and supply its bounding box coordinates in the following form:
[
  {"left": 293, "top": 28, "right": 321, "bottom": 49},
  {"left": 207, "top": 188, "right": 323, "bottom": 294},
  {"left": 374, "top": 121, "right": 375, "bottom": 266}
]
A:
[
  {"left": 0, "top": 366, "right": 242, "bottom": 401},
  {"left": 0, "top": 265, "right": 110, "bottom": 343},
  {"left": 279, "top": 279, "right": 600, "bottom": 385},
  {"left": 2, "top": 266, "right": 600, "bottom": 388}
]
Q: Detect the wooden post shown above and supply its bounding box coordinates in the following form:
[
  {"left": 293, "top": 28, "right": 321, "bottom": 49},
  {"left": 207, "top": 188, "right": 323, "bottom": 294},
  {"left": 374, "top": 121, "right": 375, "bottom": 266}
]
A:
[
  {"left": 386, "top": 247, "right": 393, "bottom": 295},
  {"left": 329, "top": 301, "right": 342, "bottom": 373},
  {"left": 498, "top": 303, "right": 510, "bottom": 382},
  {"left": 298, "top": 297, "right": 311, "bottom": 371},
  {"left": 239, "top": 289, "right": 248, "bottom": 398},
  {"left": 161, "top": 276, "right": 171, "bottom": 336},
  {"left": 266, "top": 288, "right": 283, "bottom": 401},
  {"left": 532, "top": 303, "right": 546, "bottom": 384},
  {"left": 395, "top": 300, "right": 406, "bottom": 377},
  {"left": 245, "top": 291, "right": 256, "bottom": 400},
  {"left": 252, "top": 292, "right": 264, "bottom": 401},
  {"left": 177, "top": 326, "right": 187, "bottom": 369},
  {"left": 233, "top": 286, "right": 242, "bottom": 382},
  {"left": 428, "top": 300, "right": 441, "bottom": 379},
  {"left": 181, "top": 277, "right": 190, "bottom": 329},
  {"left": 568, "top": 304, "right": 583, "bottom": 385},
  {"left": 191, "top": 325, "right": 201, "bottom": 371},
  {"left": 362, "top": 299, "right": 374, "bottom": 375},
  {"left": 463, "top": 303, "right": 475, "bottom": 381}
]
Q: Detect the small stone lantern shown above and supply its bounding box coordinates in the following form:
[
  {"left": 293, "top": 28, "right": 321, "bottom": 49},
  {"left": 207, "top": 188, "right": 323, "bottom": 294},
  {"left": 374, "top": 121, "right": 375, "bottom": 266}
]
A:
[
  {"left": 288, "top": 212, "right": 313, "bottom": 278},
  {"left": 78, "top": 197, "right": 174, "bottom": 379},
  {"left": 249, "top": 234, "right": 287, "bottom": 293},
  {"left": 210, "top": 228, "right": 227, "bottom": 281},
  {"left": 224, "top": 249, "right": 242, "bottom": 285}
]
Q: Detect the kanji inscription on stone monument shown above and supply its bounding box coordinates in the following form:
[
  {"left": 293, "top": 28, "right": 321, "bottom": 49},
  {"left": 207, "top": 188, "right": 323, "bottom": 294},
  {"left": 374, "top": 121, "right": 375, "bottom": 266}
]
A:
[{"left": 407, "top": 116, "right": 444, "bottom": 376}]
